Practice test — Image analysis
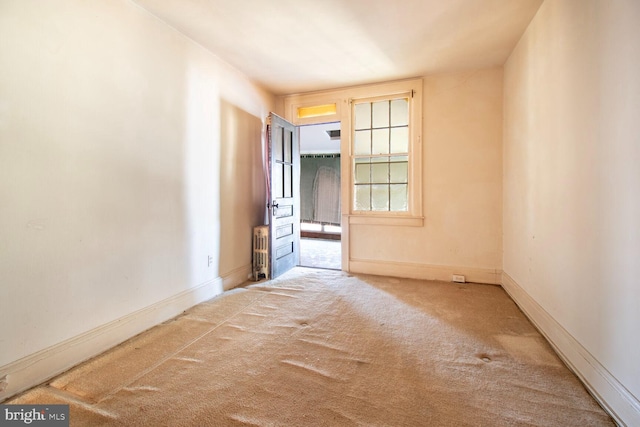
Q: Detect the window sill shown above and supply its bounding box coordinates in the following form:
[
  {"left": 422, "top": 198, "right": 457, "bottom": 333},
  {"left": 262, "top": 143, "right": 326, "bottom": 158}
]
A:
[{"left": 348, "top": 214, "right": 424, "bottom": 227}]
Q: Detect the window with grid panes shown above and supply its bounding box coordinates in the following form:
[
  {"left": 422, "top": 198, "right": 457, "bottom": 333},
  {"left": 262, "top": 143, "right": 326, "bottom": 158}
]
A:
[{"left": 353, "top": 96, "right": 410, "bottom": 212}]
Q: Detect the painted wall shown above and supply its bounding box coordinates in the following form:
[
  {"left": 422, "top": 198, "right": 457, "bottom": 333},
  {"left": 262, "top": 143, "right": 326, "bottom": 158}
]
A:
[
  {"left": 0, "top": 0, "right": 272, "bottom": 394},
  {"left": 219, "top": 100, "right": 268, "bottom": 283},
  {"left": 503, "top": 0, "right": 640, "bottom": 421},
  {"left": 350, "top": 68, "right": 503, "bottom": 283}
]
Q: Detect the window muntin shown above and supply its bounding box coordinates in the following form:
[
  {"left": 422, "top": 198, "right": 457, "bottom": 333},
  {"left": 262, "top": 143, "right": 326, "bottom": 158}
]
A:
[{"left": 352, "top": 96, "right": 410, "bottom": 212}]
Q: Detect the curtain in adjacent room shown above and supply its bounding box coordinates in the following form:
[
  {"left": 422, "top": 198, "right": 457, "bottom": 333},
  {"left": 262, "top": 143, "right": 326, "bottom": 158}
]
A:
[{"left": 312, "top": 166, "right": 340, "bottom": 225}]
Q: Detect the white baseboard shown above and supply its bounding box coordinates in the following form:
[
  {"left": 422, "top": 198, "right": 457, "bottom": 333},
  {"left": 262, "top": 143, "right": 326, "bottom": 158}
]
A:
[
  {"left": 501, "top": 272, "right": 640, "bottom": 427},
  {"left": 349, "top": 258, "right": 501, "bottom": 285},
  {"left": 222, "top": 264, "right": 253, "bottom": 291},
  {"left": 0, "top": 276, "right": 224, "bottom": 403}
]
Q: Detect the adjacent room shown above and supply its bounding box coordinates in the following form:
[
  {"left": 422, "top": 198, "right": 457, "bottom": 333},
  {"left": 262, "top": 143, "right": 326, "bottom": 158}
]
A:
[
  {"left": 1, "top": 0, "right": 638, "bottom": 425},
  {"left": 299, "top": 122, "right": 342, "bottom": 270}
]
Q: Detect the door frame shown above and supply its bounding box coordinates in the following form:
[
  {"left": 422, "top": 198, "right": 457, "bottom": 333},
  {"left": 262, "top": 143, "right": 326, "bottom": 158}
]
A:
[
  {"left": 276, "top": 97, "right": 350, "bottom": 273},
  {"left": 278, "top": 78, "right": 425, "bottom": 275}
]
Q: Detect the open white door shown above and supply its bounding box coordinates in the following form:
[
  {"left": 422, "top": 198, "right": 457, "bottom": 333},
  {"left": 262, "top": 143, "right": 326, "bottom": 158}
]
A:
[{"left": 267, "top": 113, "right": 300, "bottom": 279}]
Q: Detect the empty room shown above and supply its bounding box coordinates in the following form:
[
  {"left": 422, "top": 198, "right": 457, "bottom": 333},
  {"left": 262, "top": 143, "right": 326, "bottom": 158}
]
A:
[{"left": 1, "top": 0, "right": 638, "bottom": 425}]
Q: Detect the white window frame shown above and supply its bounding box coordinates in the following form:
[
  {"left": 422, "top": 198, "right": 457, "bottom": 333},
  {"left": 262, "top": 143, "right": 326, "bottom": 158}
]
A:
[{"left": 349, "top": 91, "right": 418, "bottom": 222}]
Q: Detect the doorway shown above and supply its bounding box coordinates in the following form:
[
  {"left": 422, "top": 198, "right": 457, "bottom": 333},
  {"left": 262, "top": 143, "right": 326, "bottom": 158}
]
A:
[{"left": 298, "top": 122, "right": 342, "bottom": 270}]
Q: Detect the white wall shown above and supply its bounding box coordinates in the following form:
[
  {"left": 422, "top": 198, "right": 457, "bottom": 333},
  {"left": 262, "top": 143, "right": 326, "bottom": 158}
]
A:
[
  {"left": 0, "top": 0, "right": 272, "bottom": 399},
  {"left": 503, "top": 0, "right": 640, "bottom": 424},
  {"left": 350, "top": 69, "right": 504, "bottom": 284}
]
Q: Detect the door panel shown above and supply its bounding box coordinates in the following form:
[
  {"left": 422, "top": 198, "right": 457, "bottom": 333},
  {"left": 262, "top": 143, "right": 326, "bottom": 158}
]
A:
[{"left": 268, "top": 113, "right": 300, "bottom": 279}]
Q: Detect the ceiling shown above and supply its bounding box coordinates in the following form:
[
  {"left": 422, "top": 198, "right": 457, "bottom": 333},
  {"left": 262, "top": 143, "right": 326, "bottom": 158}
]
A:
[
  {"left": 300, "top": 122, "right": 341, "bottom": 154},
  {"left": 133, "top": 0, "right": 543, "bottom": 95}
]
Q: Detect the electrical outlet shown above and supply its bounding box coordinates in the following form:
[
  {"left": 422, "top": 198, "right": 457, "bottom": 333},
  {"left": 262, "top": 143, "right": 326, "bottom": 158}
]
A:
[
  {"left": 452, "top": 274, "right": 466, "bottom": 283},
  {"left": 207, "top": 256, "right": 213, "bottom": 267}
]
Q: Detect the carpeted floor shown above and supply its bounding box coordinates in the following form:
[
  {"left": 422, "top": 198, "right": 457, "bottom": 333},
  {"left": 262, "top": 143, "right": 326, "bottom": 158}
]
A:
[{"left": 8, "top": 268, "right": 614, "bottom": 426}]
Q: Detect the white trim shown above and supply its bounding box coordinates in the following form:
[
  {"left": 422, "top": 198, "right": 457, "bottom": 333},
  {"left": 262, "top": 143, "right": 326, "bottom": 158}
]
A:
[
  {"left": 288, "top": 98, "right": 342, "bottom": 126},
  {"left": 349, "top": 258, "right": 501, "bottom": 285},
  {"left": 281, "top": 77, "right": 424, "bottom": 123},
  {"left": 222, "top": 264, "right": 253, "bottom": 291},
  {"left": 279, "top": 78, "right": 426, "bottom": 276},
  {"left": 348, "top": 214, "right": 424, "bottom": 227},
  {"left": 347, "top": 83, "right": 423, "bottom": 220},
  {"left": 501, "top": 272, "right": 640, "bottom": 427},
  {"left": 0, "top": 277, "right": 225, "bottom": 402}
]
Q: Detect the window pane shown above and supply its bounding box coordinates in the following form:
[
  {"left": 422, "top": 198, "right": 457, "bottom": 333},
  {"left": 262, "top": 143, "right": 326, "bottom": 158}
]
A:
[
  {"left": 273, "top": 163, "right": 284, "bottom": 198},
  {"left": 354, "top": 185, "right": 371, "bottom": 210},
  {"left": 390, "top": 98, "right": 408, "bottom": 126},
  {"left": 297, "top": 103, "right": 337, "bottom": 119},
  {"left": 390, "top": 160, "right": 408, "bottom": 183},
  {"left": 284, "top": 164, "right": 292, "bottom": 198},
  {"left": 274, "top": 127, "right": 284, "bottom": 161},
  {"left": 371, "top": 185, "right": 389, "bottom": 211},
  {"left": 390, "top": 184, "right": 408, "bottom": 211},
  {"left": 371, "top": 155, "right": 389, "bottom": 163},
  {"left": 390, "top": 126, "right": 409, "bottom": 153},
  {"left": 355, "top": 162, "right": 370, "bottom": 184},
  {"left": 372, "top": 128, "right": 389, "bottom": 154},
  {"left": 354, "top": 103, "right": 371, "bottom": 130},
  {"left": 371, "top": 162, "right": 389, "bottom": 184},
  {"left": 389, "top": 155, "right": 408, "bottom": 162},
  {"left": 351, "top": 92, "right": 415, "bottom": 214},
  {"left": 372, "top": 101, "right": 389, "bottom": 128},
  {"left": 354, "top": 130, "right": 371, "bottom": 155},
  {"left": 284, "top": 129, "right": 292, "bottom": 163}
]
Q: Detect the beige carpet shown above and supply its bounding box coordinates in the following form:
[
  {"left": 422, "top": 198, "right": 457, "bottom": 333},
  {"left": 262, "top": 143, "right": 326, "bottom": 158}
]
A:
[{"left": 9, "top": 268, "right": 614, "bottom": 426}]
